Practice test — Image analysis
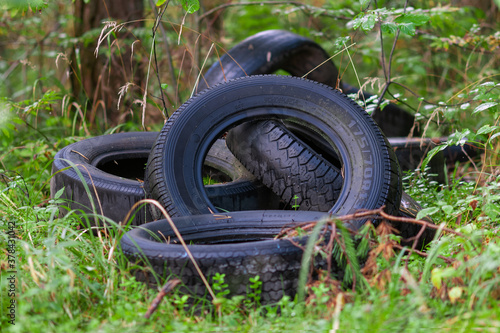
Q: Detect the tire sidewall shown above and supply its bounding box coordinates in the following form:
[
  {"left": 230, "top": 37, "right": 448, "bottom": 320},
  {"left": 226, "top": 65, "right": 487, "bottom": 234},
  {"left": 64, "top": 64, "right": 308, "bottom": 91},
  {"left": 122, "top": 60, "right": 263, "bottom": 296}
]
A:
[{"left": 149, "top": 76, "right": 401, "bottom": 224}]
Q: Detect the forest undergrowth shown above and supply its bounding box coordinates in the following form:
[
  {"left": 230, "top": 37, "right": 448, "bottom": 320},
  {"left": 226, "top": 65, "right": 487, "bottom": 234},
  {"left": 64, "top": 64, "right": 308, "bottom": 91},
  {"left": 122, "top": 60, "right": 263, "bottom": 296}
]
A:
[{"left": 1, "top": 0, "right": 500, "bottom": 331}]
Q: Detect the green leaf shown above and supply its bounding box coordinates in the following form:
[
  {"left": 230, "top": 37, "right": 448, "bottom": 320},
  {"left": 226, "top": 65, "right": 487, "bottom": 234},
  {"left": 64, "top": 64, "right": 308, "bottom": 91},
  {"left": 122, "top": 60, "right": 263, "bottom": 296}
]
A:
[
  {"left": 349, "top": 12, "right": 377, "bottom": 32},
  {"left": 431, "top": 268, "right": 442, "bottom": 289},
  {"left": 448, "top": 287, "right": 463, "bottom": 304},
  {"left": 441, "top": 205, "right": 454, "bottom": 216},
  {"left": 395, "top": 13, "right": 430, "bottom": 26},
  {"left": 2, "top": 0, "right": 47, "bottom": 10},
  {"left": 54, "top": 186, "right": 65, "bottom": 200},
  {"left": 333, "top": 36, "right": 350, "bottom": 50},
  {"left": 381, "top": 22, "right": 398, "bottom": 34},
  {"left": 447, "top": 129, "right": 472, "bottom": 145},
  {"left": 490, "top": 132, "right": 500, "bottom": 142},
  {"left": 362, "top": 14, "right": 376, "bottom": 31},
  {"left": 161, "top": 83, "right": 168, "bottom": 90},
  {"left": 393, "top": 13, "right": 429, "bottom": 36},
  {"left": 397, "top": 22, "right": 416, "bottom": 36},
  {"left": 350, "top": 17, "right": 362, "bottom": 30},
  {"left": 483, "top": 203, "right": 500, "bottom": 219},
  {"left": 156, "top": 0, "right": 167, "bottom": 6},
  {"left": 421, "top": 145, "right": 447, "bottom": 171},
  {"left": 473, "top": 102, "right": 498, "bottom": 114},
  {"left": 478, "top": 81, "right": 496, "bottom": 87},
  {"left": 416, "top": 207, "right": 439, "bottom": 220},
  {"left": 476, "top": 125, "right": 499, "bottom": 135},
  {"left": 181, "top": 0, "right": 199, "bottom": 13}
]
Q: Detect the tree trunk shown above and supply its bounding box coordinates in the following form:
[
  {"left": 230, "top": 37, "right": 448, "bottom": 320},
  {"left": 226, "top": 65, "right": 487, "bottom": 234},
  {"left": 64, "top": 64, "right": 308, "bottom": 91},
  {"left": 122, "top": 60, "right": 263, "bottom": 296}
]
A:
[{"left": 71, "top": 0, "right": 144, "bottom": 127}]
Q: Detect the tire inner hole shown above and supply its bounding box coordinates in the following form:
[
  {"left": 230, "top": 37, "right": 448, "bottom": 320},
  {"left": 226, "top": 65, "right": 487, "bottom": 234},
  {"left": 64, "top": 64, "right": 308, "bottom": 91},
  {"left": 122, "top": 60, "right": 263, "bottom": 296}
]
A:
[
  {"left": 155, "top": 232, "right": 277, "bottom": 245},
  {"left": 96, "top": 155, "right": 231, "bottom": 184}
]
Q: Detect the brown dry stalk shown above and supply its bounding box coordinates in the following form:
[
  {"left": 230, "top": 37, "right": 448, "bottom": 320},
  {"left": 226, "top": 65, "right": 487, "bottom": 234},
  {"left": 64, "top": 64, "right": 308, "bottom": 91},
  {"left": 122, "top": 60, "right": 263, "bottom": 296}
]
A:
[
  {"left": 144, "top": 279, "right": 181, "bottom": 319},
  {"left": 119, "top": 199, "right": 217, "bottom": 301},
  {"left": 276, "top": 207, "right": 461, "bottom": 268},
  {"left": 393, "top": 243, "right": 455, "bottom": 264}
]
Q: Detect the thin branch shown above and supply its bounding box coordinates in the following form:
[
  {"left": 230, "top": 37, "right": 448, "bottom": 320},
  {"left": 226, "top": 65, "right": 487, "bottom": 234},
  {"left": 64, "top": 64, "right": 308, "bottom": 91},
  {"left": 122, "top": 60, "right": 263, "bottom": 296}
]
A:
[
  {"left": 198, "top": 1, "right": 351, "bottom": 22},
  {"left": 144, "top": 279, "right": 181, "bottom": 319},
  {"left": 377, "top": 209, "right": 464, "bottom": 237},
  {"left": 374, "top": 1, "right": 388, "bottom": 82},
  {"left": 405, "top": 223, "right": 429, "bottom": 268},
  {"left": 149, "top": 0, "right": 178, "bottom": 108},
  {"left": 151, "top": 2, "right": 170, "bottom": 117},
  {"left": 393, "top": 243, "right": 455, "bottom": 264},
  {"left": 375, "top": 0, "right": 407, "bottom": 112}
]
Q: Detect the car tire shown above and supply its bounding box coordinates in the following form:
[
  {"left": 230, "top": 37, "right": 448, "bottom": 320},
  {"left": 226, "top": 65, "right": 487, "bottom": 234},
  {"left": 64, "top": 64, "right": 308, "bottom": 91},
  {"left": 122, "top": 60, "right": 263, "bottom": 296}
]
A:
[
  {"left": 199, "top": 29, "right": 415, "bottom": 137},
  {"left": 120, "top": 210, "right": 329, "bottom": 304},
  {"left": 145, "top": 75, "right": 402, "bottom": 230},
  {"left": 50, "top": 133, "right": 278, "bottom": 226}
]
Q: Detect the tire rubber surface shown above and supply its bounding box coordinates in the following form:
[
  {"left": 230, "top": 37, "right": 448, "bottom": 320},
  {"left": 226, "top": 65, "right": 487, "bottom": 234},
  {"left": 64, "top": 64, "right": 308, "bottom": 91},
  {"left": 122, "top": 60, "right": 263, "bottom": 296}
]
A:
[
  {"left": 199, "top": 29, "right": 415, "bottom": 137},
  {"left": 226, "top": 120, "right": 344, "bottom": 212},
  {"left": 120, "top": 210, "right": 330, "bottom": 303},
  {"left": 226, "top": 118, "right": 434, "bottom": 244},
  {"left": 197, "top": 29, "right": 340, "bottom": 92},
  {"left": 50, "top": 133, "right": 276, "bottom": 226},
  {"left": 145, "top": 75, "right": 402, "bottom": 230},
  {"left": 50, "top": 132, "right": 155, "bottom": 226}
]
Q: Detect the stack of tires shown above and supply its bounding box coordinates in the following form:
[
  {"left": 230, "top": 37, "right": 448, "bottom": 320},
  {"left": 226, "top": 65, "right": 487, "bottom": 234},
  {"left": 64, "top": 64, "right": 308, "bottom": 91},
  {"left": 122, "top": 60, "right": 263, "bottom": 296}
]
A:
[{"left": 51, "top": 30, "right": 456, "bottom": 304}]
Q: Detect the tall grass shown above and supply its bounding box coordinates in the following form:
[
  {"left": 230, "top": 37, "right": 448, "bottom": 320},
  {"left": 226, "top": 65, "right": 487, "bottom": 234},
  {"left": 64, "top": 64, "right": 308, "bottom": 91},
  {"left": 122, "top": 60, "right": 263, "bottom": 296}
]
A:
[{"left": 1, "top": 0, "right": 499, "bottom": 331}]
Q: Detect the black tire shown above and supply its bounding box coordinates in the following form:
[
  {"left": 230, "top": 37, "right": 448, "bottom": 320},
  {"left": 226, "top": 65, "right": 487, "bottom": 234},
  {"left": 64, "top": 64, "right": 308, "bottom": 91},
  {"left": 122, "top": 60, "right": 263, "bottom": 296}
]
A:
[
  {"left": 343, "top": 83, "right": 417, "bottom": 137},
  {"left": 120, "top": 210, "right": 330, "bottom": 303},
  {"left": 278, "top": 121, "right": 446, "bottom": 180},
  {"left": 389, "top": 137, "right": 445, "bottom": 183},
  {"left": 199, "top": 29, "right": 415, "bottom": 137},
  {"left": 50, "top": 132, "right": 154, "bottom": 226},
  {"left": 225, "top": 119, "right": 434, "bottom": 244},
  {"left": 145, "top": 75, "right": 402, "bottom": 230},
  {"left": 397, "top": 192, "right": 436, "bottom": 249},
  {"left": 50, "top": 133, "right": 277, "bottom": 226},
  {"left": 204, "top": 139, "right": 282, "bottom": 211},
  {"left": 226, "top": 117, "right": 436, "bottom": 241},
  {"left": 197, "top": 29, "right": 340, "bottom": 93},
  {"left": 226, "top": 120, "right": 344, "bottom": 212}
]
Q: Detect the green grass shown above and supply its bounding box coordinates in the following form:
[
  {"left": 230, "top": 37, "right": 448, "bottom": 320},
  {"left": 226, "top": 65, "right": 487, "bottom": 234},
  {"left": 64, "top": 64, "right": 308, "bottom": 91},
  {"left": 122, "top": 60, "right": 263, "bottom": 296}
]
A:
[
  {"left": 1, "top": 137, "right": 499, "bottom": 331},
  {"left": 1, "top": 0, "right": 500, "bottom": 331}
]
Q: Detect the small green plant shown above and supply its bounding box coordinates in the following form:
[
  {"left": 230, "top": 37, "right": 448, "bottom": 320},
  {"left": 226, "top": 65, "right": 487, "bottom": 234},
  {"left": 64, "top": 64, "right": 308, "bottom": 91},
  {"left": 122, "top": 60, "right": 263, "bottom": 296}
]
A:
[
  {"left": 245, "top": 275, "right": 262, "bottom": 308},
  {"left": 309, "top": 283, "right": 330, "bottom": 306},
  {"left": 211, "top": 273, "right": 230, "bottom": 299},
  {"left": 291, "top": 194, "right": 300, "bottom": 210}
]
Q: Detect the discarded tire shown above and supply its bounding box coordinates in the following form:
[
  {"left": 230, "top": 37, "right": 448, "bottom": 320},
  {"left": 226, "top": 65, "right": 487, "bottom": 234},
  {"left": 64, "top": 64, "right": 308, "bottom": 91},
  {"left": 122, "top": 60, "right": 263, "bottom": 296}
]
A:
[
  {"left": 50, "top": 133, "right": 277, "bottom": 226},
  {"left": 396, "top": 192, "right": 436, "bottom": 249},
  {"left": 226, "top": 119, "right": 344, "bottom": 212},
  {"left": 204, "top": 139, "right": 282, "bottom": 212},
  {"left": 197, "top": 29, "right": 340, "bottom": 93},
  {"left": 145, "top": 75, "right": 402, "bottom": 230},
  {"left": 120, "top": 210, "right": 329, "bottom": 303},
  {"left": 225, "top": 118, "right": 433, "bottom": 243},
  {"left": 199, "top": 29, "right": 416, "bottom": 137},
  {"left": 50, "top": 132, "right": 154, "bottom": 226}
]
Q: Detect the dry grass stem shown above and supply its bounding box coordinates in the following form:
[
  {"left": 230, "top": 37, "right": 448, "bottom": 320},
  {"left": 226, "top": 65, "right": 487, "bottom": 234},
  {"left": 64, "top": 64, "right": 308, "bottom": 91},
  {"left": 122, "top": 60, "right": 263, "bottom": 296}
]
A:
[{"left": 144, "top": 279, "right": 181, "bottom": 319}]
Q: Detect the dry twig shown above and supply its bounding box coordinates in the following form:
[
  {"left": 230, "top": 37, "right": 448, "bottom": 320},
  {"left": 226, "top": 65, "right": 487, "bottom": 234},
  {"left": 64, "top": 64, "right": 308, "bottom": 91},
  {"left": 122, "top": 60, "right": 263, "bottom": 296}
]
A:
[{"left": 144, "top": 279, "right": 181, "bottom": 319}]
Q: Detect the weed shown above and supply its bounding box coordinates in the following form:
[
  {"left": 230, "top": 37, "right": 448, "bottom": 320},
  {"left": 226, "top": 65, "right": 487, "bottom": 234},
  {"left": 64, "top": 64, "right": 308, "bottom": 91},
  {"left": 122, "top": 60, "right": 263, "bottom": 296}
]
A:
[
  {"left": 291, "top": 194, "right": 300, "bottom": 210},
  {"left": 1, "top": 0, "right": 499, "bottom": 331}
]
